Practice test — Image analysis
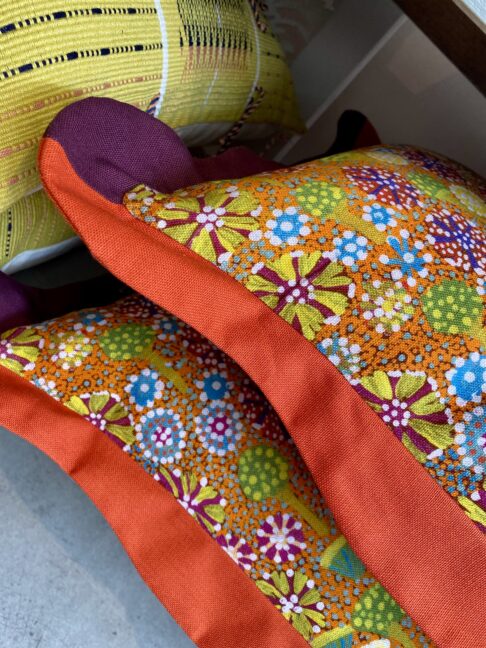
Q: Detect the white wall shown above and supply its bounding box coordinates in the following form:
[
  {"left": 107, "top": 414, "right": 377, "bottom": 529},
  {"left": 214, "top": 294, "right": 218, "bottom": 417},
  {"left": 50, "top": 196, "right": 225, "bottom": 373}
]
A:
[{"left": 279, "top": 9, "right": 486, "bottom": 177}]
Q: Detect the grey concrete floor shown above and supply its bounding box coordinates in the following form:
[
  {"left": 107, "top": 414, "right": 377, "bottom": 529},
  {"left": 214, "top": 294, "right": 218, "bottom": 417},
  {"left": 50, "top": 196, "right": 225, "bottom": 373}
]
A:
[
  {"left": 1, "top": 247, "right": 195, "bottom": 647},
  {"left": 0, "top": 425, "right": 195, "bottom": 648}
]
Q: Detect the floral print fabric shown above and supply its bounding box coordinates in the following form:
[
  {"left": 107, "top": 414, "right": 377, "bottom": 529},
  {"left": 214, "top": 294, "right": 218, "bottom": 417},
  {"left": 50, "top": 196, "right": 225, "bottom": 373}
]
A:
[
  {"left": 1, "top": 293, "right": 432, "bottom": 647},
  {"left": 123, "top": 145, "right": 486, "bottom": 536}
]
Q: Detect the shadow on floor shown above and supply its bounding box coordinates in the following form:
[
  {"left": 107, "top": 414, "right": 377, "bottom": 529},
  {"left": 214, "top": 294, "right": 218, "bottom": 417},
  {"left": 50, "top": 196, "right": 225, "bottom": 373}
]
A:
[{"left": 0, "top": 425, "right": 194, "bottom": 648}]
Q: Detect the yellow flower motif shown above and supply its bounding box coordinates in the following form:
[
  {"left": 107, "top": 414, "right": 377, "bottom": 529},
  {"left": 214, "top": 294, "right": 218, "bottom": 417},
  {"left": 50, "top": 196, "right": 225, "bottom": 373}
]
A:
[
  {"left": 66, "top": 392, "right": 134, "bottom": 446},
  {"left": 247, "top": 251, "right": 353, "bottom": 340},
  {"left": 256, "top": 570, "right": 326, "bottom": 640},
  {"left": 124, "top": 184, "right": 262, "bottom": 263},
  {"left": 0, "top": 326, "right": 44, "bottom": 375},
  {"left": 51, "top": 332, "right": 92, "bottom": 370},
  {"left": 367, "top": 148, "right": 408, "bottom": 166}
]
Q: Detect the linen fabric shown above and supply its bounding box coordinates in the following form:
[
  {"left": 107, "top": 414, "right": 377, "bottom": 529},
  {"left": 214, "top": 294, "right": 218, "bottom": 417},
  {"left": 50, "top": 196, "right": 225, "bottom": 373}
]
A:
[
  {"left": 0, "top": 293, "right": 434, "bottom": 647},
  {"left": 36, "top": 97, "right": 486, "bottom": 648},
  {"left": 124, "top": 147, "right": 486, "bottom": 532}
]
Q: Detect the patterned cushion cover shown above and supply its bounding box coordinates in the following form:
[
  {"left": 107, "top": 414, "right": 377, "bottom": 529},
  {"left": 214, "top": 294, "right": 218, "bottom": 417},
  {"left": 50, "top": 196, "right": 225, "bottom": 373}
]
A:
[
  {"left": 123, "top": 148, "right": 486, "bottom": 527},
  {"left": 0, "top": 293, "right": 433, "bottom": 647},
  {"left": 33, "top": 97, "right": 486, "bottom": 647}
]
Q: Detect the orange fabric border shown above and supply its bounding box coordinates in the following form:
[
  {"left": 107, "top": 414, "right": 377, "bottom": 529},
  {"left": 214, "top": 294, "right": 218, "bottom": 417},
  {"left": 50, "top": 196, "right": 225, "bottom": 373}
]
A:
[
  {"left": 38, "top": 138, "right": 486, "bottom": 648},
  {"left": 0, "top": 366, "right": 309, "bottom": 648}
]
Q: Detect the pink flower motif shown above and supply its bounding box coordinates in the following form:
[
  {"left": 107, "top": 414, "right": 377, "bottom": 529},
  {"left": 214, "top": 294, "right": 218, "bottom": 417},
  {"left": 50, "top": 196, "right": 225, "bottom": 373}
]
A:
[
  {"left": 256, "top": 512, "right": 306, "bottom": 564},
  {"left": 216, "top": 533, "right": 257, "bottom": 570},
  {"left": 115, "top": 294, "right": 161, "bottom": 319}
]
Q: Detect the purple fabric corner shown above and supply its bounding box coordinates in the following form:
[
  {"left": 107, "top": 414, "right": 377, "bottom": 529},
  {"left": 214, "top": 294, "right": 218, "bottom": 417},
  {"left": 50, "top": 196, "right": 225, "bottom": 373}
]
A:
[
  {"left": 0, "top": 273, "right": 36, "bottom": 331},
  {"left": 0, "top": 271, "right": 128, "bottom": 333},
  {"left": 44, "top": 98, "right": 281, "bottom": 203}
]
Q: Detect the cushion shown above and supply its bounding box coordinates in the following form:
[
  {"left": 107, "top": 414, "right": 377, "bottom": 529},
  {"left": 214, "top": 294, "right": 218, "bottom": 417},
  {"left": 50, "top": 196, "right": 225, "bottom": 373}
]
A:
[
  {"left": 0, "top": 136, "right": 278, "bottom": 274},
  {"left": 0, "top": 0, "right": 300, "bottom": 271},
  {"left": 38, "top": 97, "right": 486, "bottom": 647},
  {"left": 0, "top": 190, "right": 77, "bottom": 273},
  {"left": 0, "top": 292, "right": 432, "bottom": 648}
]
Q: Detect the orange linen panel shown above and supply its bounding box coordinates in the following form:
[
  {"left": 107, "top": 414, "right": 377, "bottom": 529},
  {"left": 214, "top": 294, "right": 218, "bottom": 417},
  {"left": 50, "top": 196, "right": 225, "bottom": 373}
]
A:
[
  {"left": 36, "top": 137, "right": 486, "bottom": 648},
  {"left": 0, "top": 366, "right": 309, "bottom": 648}
]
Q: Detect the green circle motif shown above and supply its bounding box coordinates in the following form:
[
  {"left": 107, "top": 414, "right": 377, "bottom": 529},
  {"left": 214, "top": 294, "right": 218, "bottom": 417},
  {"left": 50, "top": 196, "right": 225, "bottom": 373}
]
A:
[
  {"left": 421, "top": 279, "right": 482, "bottom": 335},
  {"left": 238, "top": 445, "right": 288, "bottom": 501},
  {"left": 99, "top": 324, "right": 155, "bottom": 360},
  {"left": 351, "top": 584, "right": 403, "bottom": 636},
  {"left": 295, "top": 182, "right": 346, "bottom": 218}
]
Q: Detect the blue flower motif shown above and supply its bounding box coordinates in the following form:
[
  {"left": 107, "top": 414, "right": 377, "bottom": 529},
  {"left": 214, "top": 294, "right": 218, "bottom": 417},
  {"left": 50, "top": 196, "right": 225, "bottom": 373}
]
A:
[
  {"left": 32, "top": 376, "right": 59, "bottom": 398},
  {"left": 78, "top": 310, "right": 109, "bottom": 331},
  {"left": 379, "top": 231, "right": 432, "bottom": 286},
  {"left": 156, "top": 315, "right": 180, "bottom": 341},
  {"left": 196, "top": 370, "right": 231, "bottom": 402},
  {"left": 317, "top": 332, "right": 361, "bottom": 378},
  {"left": 454, "top": 406, "right": 486, "bottom": 473},
  {"left": 204, "top": 373, "right": 228, "bottom": 399},
  {"left": 362, "top": 202, "right": 397, "bottom": 232},
  {"left": 446, "top": 353, "right": 486, "bottom": 406},
  {"left": 265, "top": 207, "right": 310, "bottom": 246},
  {"left": 196, "top": 400, "right": 243, "bottom": 456},
  {"left": 134, "top": 407, "right": 186, "bottom": 466},
  {"left": 331, "top": 230, "right": 368, "bottom": 267},
  {"left": 125, "top": 368, "right": 164, "bottom": 411}
]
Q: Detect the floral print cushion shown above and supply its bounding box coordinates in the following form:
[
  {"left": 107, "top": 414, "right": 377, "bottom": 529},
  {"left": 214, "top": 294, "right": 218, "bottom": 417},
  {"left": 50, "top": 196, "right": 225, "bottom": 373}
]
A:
[
  {"left": 123, "top": 145, "right": 486, "bottom": 534},
  {"left": 0, "top": 294, "right": 433, "bottom": 647}
]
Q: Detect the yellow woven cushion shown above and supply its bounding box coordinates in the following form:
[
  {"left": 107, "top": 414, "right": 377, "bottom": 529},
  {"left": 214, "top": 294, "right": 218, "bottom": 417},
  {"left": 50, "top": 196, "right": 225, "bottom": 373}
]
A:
[
  {"left": 0, "top": 0, "right": 301, "bottom": 269},
  {"left": 0, "top": 191, "right": 76, "bottom": 273}
]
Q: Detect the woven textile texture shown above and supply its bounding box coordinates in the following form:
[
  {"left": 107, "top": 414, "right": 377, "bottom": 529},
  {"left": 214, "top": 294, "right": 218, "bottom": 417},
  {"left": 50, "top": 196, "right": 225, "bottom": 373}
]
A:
[
  {"left": 124, "top": 145, "right": 486, "bottom": 534},
  {"left": 0, "top": 0, "right": 300, "bottom": 269},
  {"left": 0, "top": 189, "right": 75, "bottom": 272},
  {"left": 0, "top": 293, "right": 434, "bottom": 648},
  {"left": 37, "top": 99, "right": 486, "bottom": 647}
]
